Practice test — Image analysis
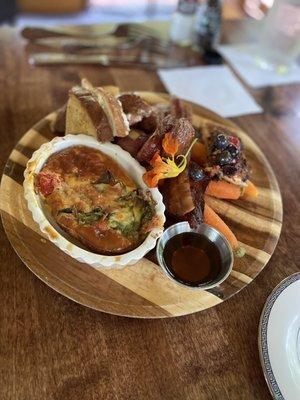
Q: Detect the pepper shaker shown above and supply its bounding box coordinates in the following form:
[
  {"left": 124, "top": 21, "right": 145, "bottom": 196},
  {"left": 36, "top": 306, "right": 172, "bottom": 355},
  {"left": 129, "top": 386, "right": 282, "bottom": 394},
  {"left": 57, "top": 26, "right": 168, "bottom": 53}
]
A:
[{"left": 194, "top": 0, "right": 223, "bottom": 64}]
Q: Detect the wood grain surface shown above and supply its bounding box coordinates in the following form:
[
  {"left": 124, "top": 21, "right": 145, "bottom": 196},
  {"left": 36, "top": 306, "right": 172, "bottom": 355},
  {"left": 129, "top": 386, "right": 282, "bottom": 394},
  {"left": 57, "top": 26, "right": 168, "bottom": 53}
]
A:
[
  {"left": 0, "top": 92, "right": 282, "bottom": 318},
  {"left": 0, "top": 22, "right": 299, "bottom": 400}
]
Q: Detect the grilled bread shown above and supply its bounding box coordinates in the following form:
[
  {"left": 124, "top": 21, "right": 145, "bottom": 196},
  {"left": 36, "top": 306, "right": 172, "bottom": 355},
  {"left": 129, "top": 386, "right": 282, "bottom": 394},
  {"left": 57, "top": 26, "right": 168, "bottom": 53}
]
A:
[
  {"left": 82, "top": 79, "right": 129, "bottom": 138},
  {"left": 66, "top": 80, "right": 129, "bottom": 141}
]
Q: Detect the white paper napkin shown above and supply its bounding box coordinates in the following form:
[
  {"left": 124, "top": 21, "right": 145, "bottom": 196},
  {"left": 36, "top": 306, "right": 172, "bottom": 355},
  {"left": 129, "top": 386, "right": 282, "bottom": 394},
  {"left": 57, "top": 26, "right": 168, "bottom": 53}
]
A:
[
  {"left": 158, "top": 65, "right": 262, "bottom": 118},
  {"left": 218, "top": 44, "right": 300, "bottom": 89}
]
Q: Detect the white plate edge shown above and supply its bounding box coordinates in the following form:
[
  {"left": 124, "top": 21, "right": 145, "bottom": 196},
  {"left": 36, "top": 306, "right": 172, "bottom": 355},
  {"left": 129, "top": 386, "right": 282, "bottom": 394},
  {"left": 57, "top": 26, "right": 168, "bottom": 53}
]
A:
[{"left": 258, "top": 272, "right": 300, "bottom": 400}]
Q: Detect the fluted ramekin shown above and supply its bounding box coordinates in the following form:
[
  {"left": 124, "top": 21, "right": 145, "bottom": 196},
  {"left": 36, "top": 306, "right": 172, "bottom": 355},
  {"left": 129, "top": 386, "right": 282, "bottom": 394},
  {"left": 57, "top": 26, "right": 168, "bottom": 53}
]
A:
[{"left": 23, "top": 134, "right": 165, "bottom": 269}]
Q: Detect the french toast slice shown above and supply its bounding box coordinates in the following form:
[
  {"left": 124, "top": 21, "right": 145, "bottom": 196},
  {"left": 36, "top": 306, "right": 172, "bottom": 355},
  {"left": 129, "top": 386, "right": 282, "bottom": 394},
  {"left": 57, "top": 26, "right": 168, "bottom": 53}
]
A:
[
  {"left": 82, "top": 79, "right": 129, "bottom": 138},
  {"left": 66, "top": 80, "right": 129, "bottom": 141},
  {"left": 66, "top": 86, "right": 113, "bottom": 141}
]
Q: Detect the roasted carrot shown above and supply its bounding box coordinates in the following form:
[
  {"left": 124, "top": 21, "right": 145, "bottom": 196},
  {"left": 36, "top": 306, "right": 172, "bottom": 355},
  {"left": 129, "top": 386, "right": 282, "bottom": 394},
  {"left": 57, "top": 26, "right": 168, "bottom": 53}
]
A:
[
  {"left": 191, "top": 141, "right": 207, "bottom": 166},
  {"left": 243, "top": 180, "right": 259, "bottom": 198},
  {"left": 204, "top": 204, "right": 245, "bottom": 257},
  {"left": 205, "top": 180, "right": 241, "bottom": 200},
  {"left": 204, "top": 204, "right": 238, "bottom": 248}
]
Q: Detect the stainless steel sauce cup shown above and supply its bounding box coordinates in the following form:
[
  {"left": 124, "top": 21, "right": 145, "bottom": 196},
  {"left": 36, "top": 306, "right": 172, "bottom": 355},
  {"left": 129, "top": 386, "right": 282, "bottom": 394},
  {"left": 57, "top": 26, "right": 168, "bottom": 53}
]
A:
[{"left": 156, "top": 222, "right": 233, "bottom": 290}]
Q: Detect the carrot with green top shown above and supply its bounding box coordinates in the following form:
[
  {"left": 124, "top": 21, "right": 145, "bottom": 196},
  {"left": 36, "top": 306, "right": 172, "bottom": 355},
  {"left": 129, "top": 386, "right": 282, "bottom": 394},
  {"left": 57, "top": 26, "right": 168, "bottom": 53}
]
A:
[
  {"left": 243, "top": 181, "right": 259, "bottom": 198},
  {"left": 205, "top": 180, "right": 241, "bottom": 200},
  {"left": 204, "top": 204, "right": 245, "bottom": 257},
  {"left": 191, "top": 141, "right": 207, "bottom": 166}
]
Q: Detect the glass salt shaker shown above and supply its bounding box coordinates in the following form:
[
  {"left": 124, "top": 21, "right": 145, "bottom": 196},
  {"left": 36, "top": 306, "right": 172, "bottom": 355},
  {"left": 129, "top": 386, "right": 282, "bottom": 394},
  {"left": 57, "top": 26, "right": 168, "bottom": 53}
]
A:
[{"left": 170, "top": 0, "right": 198, "bottom": 46}]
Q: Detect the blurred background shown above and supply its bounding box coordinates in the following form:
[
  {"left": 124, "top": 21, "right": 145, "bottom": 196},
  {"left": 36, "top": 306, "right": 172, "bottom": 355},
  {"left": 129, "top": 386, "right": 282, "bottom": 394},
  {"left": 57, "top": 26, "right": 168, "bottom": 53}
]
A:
[
  {"left": 1, "top": 0, "right": 298, "bottom": 85},
  {"left": 0, "top": 0, "right": 274, "bottom": 26}
]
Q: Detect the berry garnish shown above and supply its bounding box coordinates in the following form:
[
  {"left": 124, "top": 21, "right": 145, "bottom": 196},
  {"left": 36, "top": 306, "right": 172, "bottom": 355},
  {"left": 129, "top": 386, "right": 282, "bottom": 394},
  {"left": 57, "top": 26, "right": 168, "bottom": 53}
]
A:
[
  {"left": 189, "top": 164, "right": 206, "bottom": 181},
  {"left": 217, "top": 150, "right": 232, "bottom": 165},
  {"left": 227, "top": 144, "right": 239, "bottom": 158},
  {"left": 228, "top": 136, "right": 240, "bottom": 147},
  {"left": 214, "top": 134, "right": 228, "bottom": 150}
]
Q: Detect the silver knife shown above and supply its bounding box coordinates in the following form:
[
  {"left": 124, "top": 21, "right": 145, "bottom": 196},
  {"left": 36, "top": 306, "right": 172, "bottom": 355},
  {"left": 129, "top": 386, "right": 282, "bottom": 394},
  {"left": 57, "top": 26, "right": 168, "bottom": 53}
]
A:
[
  {"left": 29, "top": 52, "right": 187, "bottom": 69},
  {"left": 30, "top": 36, "right": 169, "bottom": 55},
  {"left": 31, "top": 36, "right": 135, "bottom": 51}
]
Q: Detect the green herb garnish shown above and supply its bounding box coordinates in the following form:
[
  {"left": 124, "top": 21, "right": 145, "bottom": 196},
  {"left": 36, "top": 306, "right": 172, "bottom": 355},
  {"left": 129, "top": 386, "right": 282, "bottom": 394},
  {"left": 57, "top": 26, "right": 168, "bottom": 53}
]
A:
[
  {"left": 58, "top": 207, "right": 73, "bottom": 214},
  {"left": 77, "top": 207, "right": 104, "bottom": 225}
]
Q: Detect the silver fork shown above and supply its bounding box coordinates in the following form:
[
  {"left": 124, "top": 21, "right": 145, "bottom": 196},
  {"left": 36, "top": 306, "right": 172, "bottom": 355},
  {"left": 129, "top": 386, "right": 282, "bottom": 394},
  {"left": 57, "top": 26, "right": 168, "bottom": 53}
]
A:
[
  {"left": 21, "top": 22, "right": 164, "bottom": 42},
  {"left": 29, "top": 52, "right": 187, "bottom": 69}
]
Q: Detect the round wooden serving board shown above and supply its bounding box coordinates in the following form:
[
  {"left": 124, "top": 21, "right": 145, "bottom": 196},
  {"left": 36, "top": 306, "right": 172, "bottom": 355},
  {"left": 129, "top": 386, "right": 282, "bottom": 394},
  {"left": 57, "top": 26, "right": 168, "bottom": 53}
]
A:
[{"left": 0, "top": 92, "right": 283, "bottom": 318}]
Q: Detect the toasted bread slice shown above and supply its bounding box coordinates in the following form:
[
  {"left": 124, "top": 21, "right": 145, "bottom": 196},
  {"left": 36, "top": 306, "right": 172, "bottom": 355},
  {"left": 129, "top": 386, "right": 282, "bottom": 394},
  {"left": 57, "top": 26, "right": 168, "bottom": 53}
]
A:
[
  {"left": 102, "top": 85, "right": 120, "bottom": 97},
  {"left": 81, "top": 79, "right": 129, "bottom": 137},
  {"left": 66, "top": 86, "right": 113, "bottom": 141}
]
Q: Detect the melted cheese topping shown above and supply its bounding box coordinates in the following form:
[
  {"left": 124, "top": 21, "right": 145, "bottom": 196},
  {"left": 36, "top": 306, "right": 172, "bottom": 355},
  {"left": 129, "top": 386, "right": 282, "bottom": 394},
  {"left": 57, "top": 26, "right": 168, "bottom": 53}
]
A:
[{"left": 35, "top": 145, "right": 155, "bottom": 255}]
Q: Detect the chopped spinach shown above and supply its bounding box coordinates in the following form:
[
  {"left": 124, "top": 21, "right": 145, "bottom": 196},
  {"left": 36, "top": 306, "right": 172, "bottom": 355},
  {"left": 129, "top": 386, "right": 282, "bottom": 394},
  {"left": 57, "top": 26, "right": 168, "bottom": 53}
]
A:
[
  {"left": 58, "top": 207, "right": 73, "bottom": 214},
  {"left": 77, "top": 207, "right": 104, "bottom": 226},
  {"left": 141, "top": 203, "right": 154, "bottom": 226},
  {"left": 118, "top": 190, "right": 137, "bottom": 203},
  {"left": 109, "top": 219, "right": 140, "bottom": 241},
  {"left": 110, "top": 190, "right": 155, "bottom": 240}
]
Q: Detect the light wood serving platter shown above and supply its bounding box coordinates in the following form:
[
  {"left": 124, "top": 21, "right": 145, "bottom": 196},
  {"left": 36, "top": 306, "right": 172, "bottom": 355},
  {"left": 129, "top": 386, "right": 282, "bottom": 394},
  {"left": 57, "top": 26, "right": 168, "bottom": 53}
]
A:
[{"left": 0, "top": 92, "right": 283, "bottom": 318}]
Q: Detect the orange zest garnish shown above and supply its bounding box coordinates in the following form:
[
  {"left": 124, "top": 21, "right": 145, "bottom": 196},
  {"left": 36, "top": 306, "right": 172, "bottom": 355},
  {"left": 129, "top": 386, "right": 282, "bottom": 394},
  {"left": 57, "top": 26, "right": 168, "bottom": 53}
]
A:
[{"left": 143, "top": 134, "right": 198, "bottom": 188}]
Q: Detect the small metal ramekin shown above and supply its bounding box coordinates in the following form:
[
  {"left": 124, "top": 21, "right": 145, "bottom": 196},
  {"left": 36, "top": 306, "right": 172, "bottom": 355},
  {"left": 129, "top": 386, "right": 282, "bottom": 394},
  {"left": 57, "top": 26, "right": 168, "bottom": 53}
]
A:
[{"left": 156, "top": 222, "right": 233, "bottom": 290}]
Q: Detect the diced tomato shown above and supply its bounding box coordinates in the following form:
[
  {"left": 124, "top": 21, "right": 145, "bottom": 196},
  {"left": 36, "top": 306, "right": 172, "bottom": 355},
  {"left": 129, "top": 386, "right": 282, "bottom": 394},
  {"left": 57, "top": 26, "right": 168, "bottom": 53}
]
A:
[
  {"left": 95, "top": 219, "right": 109, "bottom": 233},
  {"left": 228, "top": 136, "right": 240, "bottom": 147},
  {"left": 36, "top": 172, "right": 61, "bottom": 196}
]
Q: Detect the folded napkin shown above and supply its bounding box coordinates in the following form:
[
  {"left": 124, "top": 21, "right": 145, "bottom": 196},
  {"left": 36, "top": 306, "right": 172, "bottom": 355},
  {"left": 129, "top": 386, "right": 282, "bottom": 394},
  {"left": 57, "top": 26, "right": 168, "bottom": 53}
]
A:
[
  {"left": 158, "top": 65, "right": 262, "bottom": 118},
  {"left": 218, "top": 44, "right": 300, "bottom": 89}
]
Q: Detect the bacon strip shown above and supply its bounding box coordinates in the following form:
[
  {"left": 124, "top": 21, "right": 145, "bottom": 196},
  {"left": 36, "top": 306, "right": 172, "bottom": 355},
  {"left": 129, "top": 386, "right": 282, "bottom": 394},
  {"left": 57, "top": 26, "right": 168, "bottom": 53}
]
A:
[
  {"left": 118, "top": 93, "right": 152, "bottom": 126},
  {"left": 162, "top": 170, "right": 195, "bottom": 217},
  {"left": 137, "top": 115, "right": 195, "bottom": 164},
  {"left": 170, "top": 97, "right": 192, "bottom": 122},
  {"left": 116, "top": 129, "right": 148, "bottom": 157}
]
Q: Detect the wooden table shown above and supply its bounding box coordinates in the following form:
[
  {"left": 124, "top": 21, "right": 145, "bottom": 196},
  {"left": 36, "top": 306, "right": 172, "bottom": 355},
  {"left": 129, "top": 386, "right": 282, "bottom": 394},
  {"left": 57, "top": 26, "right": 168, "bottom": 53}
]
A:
[{"left": 0, "top": 22, "right": 299, "bottom": 400}]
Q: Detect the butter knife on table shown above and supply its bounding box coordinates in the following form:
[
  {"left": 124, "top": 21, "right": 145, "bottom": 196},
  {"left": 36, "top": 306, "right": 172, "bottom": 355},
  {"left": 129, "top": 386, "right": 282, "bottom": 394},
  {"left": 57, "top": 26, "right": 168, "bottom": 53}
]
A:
[
  {"left": 29, "top": 52, "right": 189, "bottom": 69},
  {"left": 28, "top": 36, "right": 169, "bottom": 54},
  {"left": 29, "top": 36, "right": 134, "bottom": 51}
]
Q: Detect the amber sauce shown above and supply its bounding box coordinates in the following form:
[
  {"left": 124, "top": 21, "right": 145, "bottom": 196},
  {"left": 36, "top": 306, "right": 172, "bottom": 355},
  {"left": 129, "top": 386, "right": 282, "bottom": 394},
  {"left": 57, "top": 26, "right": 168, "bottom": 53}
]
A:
[{"left": 162, "top": 232, "right": 222, "bottom": 287}]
